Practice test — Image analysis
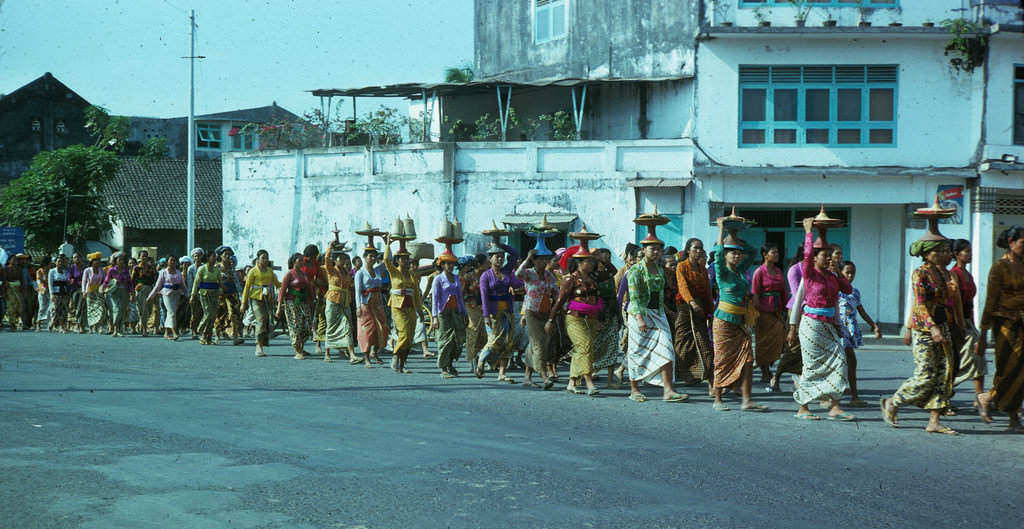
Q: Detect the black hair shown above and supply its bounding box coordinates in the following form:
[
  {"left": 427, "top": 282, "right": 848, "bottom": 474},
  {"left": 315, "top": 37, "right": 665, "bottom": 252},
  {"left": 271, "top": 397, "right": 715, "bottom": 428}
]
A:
[
  {"left": 623, "top": 243, "right": 640, "bottom": 260},
  {"left": 760, "top": 242, "right": 779, "bottom": 261},
  {"left": 951, "top": 239, "right": 970, "bottom": 255},
  {"left": 475, "top": 253, "right": 487, "bottom": 266},
  {"left": 287, "top": 253, "right": 303, "bottom": 269},
  {"left": 810, "top": 246, "right": 832, "bottom": 259},
  {"left": 681, "top": 238, "right": 702, "bottom": 260},
  {"left": 996, "top": 226, "right": 1023, "bottom": 249},
  {"left": 594, "top": 248, "right": 611, "bottom": 257},
  {"left": 788, "top": 245, "right": 804, "bottom": 268},
  {"left": 842, "top": 260, "right": 855, "bottom": 271},
  {"left": 664, "top": 246, "right": 678, "bottom": 257},
  {"left": 39, "top": 255, "right": 52, "bottom": 267},
  {"left": 256, "top": 249, "right": 269, "bottom": 260},
  {"left": 303, "top": 244, "right": 319, "bottom": 259}
]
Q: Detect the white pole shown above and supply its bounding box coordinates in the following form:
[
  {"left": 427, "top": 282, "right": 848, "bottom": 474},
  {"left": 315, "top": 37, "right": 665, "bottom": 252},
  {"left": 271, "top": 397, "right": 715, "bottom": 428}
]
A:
[{"left": 186, "top": 9, "right": 196, "bottom": 253}]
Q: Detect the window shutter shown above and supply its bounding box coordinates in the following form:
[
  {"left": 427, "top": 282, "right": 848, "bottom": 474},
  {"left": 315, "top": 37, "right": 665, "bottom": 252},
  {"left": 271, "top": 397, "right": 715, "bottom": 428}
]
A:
[
  {"left": 739, "top": 66, "right": 769, "bottom": 83},
  {"left": 867, "top": 66, "right": 898, "bottom": 82}
]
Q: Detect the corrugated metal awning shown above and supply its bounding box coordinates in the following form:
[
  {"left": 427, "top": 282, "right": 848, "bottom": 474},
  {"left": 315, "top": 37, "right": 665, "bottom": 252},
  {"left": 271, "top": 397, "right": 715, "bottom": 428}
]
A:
[
  {"left": 500, "top": 213, "right": 578, "bottom": 228},
  {"left": 310, "top": 76, "right": 689, "bottom": 99}
]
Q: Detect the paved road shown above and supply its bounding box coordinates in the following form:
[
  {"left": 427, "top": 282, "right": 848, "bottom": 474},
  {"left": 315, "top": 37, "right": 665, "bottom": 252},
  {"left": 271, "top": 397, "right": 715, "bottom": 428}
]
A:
[{"left": 1, "top": 331, "right": 1021, "bottom": 528}]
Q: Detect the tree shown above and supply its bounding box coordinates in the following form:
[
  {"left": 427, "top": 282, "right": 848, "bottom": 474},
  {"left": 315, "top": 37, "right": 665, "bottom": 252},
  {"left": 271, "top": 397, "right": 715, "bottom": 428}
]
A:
[
  {"left": 84, "top": 105, "right": 130, "bottom": 152},
  {"left": 0, "top": 145, "right": 120, "bottom": 252},
  {"left": 444, "top": 65, "right": 474, "bottom": 83}
]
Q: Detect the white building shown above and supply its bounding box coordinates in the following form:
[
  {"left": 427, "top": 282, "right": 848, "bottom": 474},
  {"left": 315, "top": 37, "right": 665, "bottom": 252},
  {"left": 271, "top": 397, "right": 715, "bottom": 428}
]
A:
[{"left": 222, "top": 0, "right": 1024, "bottom": 327}]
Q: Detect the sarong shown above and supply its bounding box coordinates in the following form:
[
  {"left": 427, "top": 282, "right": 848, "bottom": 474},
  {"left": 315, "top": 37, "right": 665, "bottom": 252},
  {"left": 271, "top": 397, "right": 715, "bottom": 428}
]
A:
[
  {"left": 392, "top": 305, "right": 418, "bottom": 355},
  {"left": 566, "top": 313, "right": 597, "bottom": 377},
  {"left": 284, "top": 300, "right": 312, "bottom": 349},
  {"left": 85, "top": 291, "right": 106, "bottom": 327},
  {"left": 793, "top": 317, "right": 850, "bottom": 405},
  {"left": 953, "top": 324, "right": 987, "bottom": 386},
  {"left": 465, "top": 304, "right": 485, "bottom": 364},
  {"left": 197, "top": 289, "right": 219, "bottom": 340},
  {"left": 754, "top": 310, "right": 787, "bottom": 367},
  {"left": 480, "top": 310, "right": 514, "bottom": 366},
  {"left": 160, "top": 294, "right": 181, "bottom": 329},
  {"left": 776, "top": 311, "right": 802, "bottom": 375},
  {"left": 108, "top": 287, "right": 129, "bottom": 330},
  {"left": 592, "top": 306, "right": 623, "bottom": 370},
  {"left": 712, "top": 318, "right": 753, "bottom": 388},
  {"left": 189, "top": 296, "right": 202, "bottom": 333},
  {"left": 893, "top": 325, "right": 954, "bottom": 410},
  {"left": 324, "top": 300, "right": 354, "bottom": 349},
  {"left": 436, "top": 309, "right": 467, "bottom": 370},
  {"left": 215, "top": 293, "right": 243, "bottom": 337},
  {"left": 525, "top": 311, "right": 555, "bottom": 373},
  {"left": 251, "top": 298, "right": 271, "bottom": 346},
  {"left": 313, "top": 297, "right": 327, "bottom": 343},
  {"left": 357, "top": 298, "right": 389, "bottom": 353},
  {"left": 135, "top": 285, "right": 153, "bottom": 332},
  {"left": 625, "top": 310, "right": 674, "bottom": 387},
  {"left": 70, "top": 290, "right": 84, "bottom": 328},
  {"left": 36, "top": 291, "right": 50, "bottom": 328},
  {"left": 51, "top": 293, "right": 70, "bottom": 327},
  {"left": 988, "top": 316, "right": 1024, "bottom": 413},
  {"left": 673, "top": 303, "right": 712, "bottom": 381}
]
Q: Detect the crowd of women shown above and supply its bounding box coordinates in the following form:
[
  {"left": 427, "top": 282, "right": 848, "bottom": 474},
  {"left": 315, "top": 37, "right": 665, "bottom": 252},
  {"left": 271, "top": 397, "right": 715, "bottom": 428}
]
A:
[{"left": 2, "top": 215, "right": 1022, "bottom": 436}]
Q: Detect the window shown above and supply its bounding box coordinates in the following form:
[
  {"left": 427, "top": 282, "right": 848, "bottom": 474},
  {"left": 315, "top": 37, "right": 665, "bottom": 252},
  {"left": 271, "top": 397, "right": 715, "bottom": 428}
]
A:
[
  {"left": 1015, "top": 65, "right": 1024, "bottom": 145},
  {"left": 229, "top": 126, "right": 256, "bottom": 151},
  {"left": 738, "top": 65, "right": 897, "bottom": 147},
  {"left": 740, "top": 1, "right": 897, "bottom": 7},
  {"left": 197, "top": 123, "right": 222, "bottom": 149},
  {"left": 534, "top": 0, "right": 567, "bottom": 44}
]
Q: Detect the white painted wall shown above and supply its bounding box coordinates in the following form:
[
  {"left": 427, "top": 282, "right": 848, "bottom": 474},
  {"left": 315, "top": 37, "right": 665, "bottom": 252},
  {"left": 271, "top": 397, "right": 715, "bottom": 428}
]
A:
[
  {"left": 983, "top": 32, "right": 1024, "bottom": 161},
  {"left": 710, "top": 1, "right": 1016, "bottom": 28},
  {"left": 695, "top": 36, "right": 983, "bottom": 168}
]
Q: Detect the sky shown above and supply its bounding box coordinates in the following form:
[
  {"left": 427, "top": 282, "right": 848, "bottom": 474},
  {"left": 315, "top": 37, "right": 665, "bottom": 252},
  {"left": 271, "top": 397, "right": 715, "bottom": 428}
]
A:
[{"left": 0, "top": 0, "right": 474, "bottom": 118}]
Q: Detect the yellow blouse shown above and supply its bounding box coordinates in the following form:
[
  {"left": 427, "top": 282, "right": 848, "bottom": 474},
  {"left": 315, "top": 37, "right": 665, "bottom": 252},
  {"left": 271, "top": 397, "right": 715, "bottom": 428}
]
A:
[
  {"left": 242, "top": 266, "right": 281, "bottom": 303},
  {"left": 383, "top": 243, "right": 422, "bottom": 310}
]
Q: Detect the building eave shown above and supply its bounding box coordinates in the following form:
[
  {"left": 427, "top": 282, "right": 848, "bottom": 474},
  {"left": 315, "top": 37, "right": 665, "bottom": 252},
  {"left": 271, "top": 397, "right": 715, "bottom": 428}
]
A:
[
  {"left": 694, "top": 165, "right": 978, "bottom": 179},
  {"left": 699, "top": 25, "right": 955, "bottom": 40}
]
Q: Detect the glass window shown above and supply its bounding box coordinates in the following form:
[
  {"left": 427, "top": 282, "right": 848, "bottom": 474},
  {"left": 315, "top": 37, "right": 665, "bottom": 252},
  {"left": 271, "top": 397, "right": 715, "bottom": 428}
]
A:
[
  {"left": 534, "top": 0, "right": 567, "bottom": 44},
  {"left": 869, "top": 88, "right": 894, "bottom": 121},
  {"left": 1014, "top": 65, "right": 1024, "bottom": 145},
  {"left": 805, "top": 90, "right": 830, "bottom": 122},
  {"left": 837, "top": 89, "right": 861, "bottom": 121},
  {"left": 197, "top": 123, "right": 221, "bottom": 149},
  {"left": 774, "top": 89, "right": 798, "bottom": 121},
  {"left": 742, "top": 129, "right": 766, "bottom": 144},
  {"left": 743, "top": 89, "right": 767, "bottom": 121}
]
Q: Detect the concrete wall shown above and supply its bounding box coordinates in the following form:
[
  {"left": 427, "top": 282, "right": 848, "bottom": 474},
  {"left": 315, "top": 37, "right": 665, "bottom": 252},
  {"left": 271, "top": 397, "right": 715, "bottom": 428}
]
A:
[
  {"left": 222, "top": 140, "right": 695, "bottom": 269},
  {"left": 475, "top": 0, "right": 698, "bottom": 81},
  {"left": 709, "top": 1, "right": 1021, "bottom": 28},
  {"left": 982, "top": 32, "right": 1024, "bottom": 161}
]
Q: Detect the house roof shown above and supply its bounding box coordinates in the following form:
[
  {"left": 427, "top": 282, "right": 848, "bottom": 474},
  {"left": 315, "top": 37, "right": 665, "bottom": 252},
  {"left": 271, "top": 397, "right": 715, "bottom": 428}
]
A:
[
  {"left": 0, "top": 72, "right": 90, "bottom": 109},
  {"left": 105, "top": 158, "right": 221, "bottom": 231},
  {"left": 193, "top": 103, "right": 300, "bottom": 123},
  {"left": 310, "top": 77, "right": 689, "bottom": 99}
]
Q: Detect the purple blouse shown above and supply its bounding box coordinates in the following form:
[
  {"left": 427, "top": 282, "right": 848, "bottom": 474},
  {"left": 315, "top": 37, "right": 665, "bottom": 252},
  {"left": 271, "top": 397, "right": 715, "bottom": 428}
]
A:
[
  {"left": 431, "top": 271, "right": 465, "bottom": 315},
  {"left": 479, "top": 243, "right": 519, "bottom": 318},
  {"left": 102, "top": 265, "right": 132, "bottom": 290}
]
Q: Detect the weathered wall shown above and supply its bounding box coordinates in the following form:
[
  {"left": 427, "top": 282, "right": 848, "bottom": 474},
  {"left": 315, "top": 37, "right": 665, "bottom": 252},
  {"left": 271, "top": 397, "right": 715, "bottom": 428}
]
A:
[
  {"left": 475, "top": 0, "right": 698, "bottom": 81},
  {"left": 222, "top": 140, "right": 694, "bottom": 268},
  {"left": 709, "top": 0, "right": 1020, "bottom": 28},
  {"left": 983, "top": 32, "right": 1024, "bottom": 160}
]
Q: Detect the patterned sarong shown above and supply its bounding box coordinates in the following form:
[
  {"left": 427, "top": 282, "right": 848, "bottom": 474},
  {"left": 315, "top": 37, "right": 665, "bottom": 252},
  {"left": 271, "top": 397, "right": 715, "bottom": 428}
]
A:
[
  {"left": 324, "top": 300, "right": 354, "bottom": 349},
  {"left": 712, "top": 317, "right": 753, "bottom": 388},
  {"left": 892, "top": 325, "right": 954, "bottom": 410},
  {"left": 251, "top": 298, "right": 271, "bottom": 346},
  {"left": 625, "top": 310, "right": 674, "bottom": 387},
  {"left": 197, "top": 289, "right": 219, "bottom": 341},
  {"left": 108, "top": 287, "right": 129, "bottom": 331},
  {"left": 464, "top": 305, "right": 485, "bottom": 365},
  {"left": 480, "top": 310, "right": 514, "bottom": 366},
  {"left": 793, "top": 317, "right": 850, "bottom": 406},
  {"left": 435, "top": 309, "right": 466, "bottom": 370},
  {"left": 566, "top": 313, "right": 597, "bottom": 377},
  {"left": 215, "top": 292, "right": 243, "bottom": 338},
  {"left": 953, "top": 324, "right": 986, "bottom": 386},
  {"left": 988, "top": 317, "right": 1024, "bottom": 413},
  {"left": 674, "top": 303, "right": 712, "bottom": 382},
  {"left": 525, "top": 311, "right": 555, "bottom": 373},
  {"left": 313, "top": 297, "right": 327, "bottom": 343},
  {"left": 85, "top": 291, "right": 106, "bottom": 327},
  {"left": 356, "top": 298, "right": 389, "bottom": 353},
  {"left": 51, "top": 293, "right": 70, "bottom": 327},
  {"left": 284, "top": 300, "right": 312, "bottom": 349},
  {"left": 754, "top": 310, "right": 787, "bottom": 367}
]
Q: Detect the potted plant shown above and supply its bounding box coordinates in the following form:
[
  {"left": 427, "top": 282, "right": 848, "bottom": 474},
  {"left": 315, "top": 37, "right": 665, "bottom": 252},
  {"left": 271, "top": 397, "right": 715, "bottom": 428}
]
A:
[
  {"left": 790, "top": 0, "right": 811, "bottom": 27},
  {"left": 923, "top": 20, "right": 935, "bottom": 28},
  {"left": 754, "top": 6, "right": 771, "bottom": 27},
  {"left": 714, "top": 0, "right": 733, "bottom": 27},
  {"left": 822, "top": 8, "right": 837, "bottom": 27},
  {"left": 858, "top": 7, "right": 872, "bottom": 27}
]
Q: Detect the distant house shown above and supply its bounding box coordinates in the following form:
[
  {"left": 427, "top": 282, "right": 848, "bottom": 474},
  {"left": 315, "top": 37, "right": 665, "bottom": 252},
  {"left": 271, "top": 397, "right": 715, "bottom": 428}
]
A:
[
  {"left": 127, "top": 103, "right": 301, "bottom": 160},
  {"left": 102, "top": 158, "right": 222, "bottom": 258},
  {"left": 0, "top": 72, "right": 94, "bottom": 186}
]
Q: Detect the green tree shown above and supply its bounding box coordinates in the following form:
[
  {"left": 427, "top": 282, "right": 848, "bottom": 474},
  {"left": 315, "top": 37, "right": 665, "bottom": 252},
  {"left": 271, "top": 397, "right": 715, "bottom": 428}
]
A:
[
  {"left": 84, "top": 105, "right": 130, "bottom": 152},
  {"left": 0, "top": 145, "right": 120, "bottom": 252},
  {"left": 444, "top": 65, "right": 474, "bottom": 83}
]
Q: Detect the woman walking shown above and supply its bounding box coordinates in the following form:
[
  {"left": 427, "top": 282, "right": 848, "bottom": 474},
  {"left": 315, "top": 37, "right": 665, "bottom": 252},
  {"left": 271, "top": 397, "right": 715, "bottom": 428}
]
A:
[
  {"left": 354, "top": 245, "right": 388, "bottom": 366},
  {"left": 68, "top": 253, "right": 85, "bottom": 333},
  {"left": 674, "top": 238, "right": 714, "bottom": 390},
  {"left": 47, "top": 254, "right": 72, "bottom": 333},
  {"left": 751, "top": 243, "right": 790, "bottom": 393},
  {"left": 591, "top": 248, "right": 624, "bottom": 389},
  {"left": 881, "top": 235, "right": 961, "bottom": 434},
  {"left": 190, "top": 251, "right": 222, "bottom": 345},
  {"left": 460, "top": 256, "right": 486, "bottom": 369},
  {"left": 431, "top": 250, "right": 467, "bottom": 378},
  {"left": 131, "top": 255, "right": 157, "bottom": 337},
  {"left": 475, "top": 242, "right": 521, "bottom": 382},
  {"left": 837, "top": 261, "right": 882, "bottom": 408},
  {"left": 383, "top": 235, "right": 424, "bottom": 374},
  {"left": 323, "top": 242, "right": 358, "bottom": 363},
  {"left": 147, "top": 255, "right": 185, "bottom": 340},
  {"left": 81, "top": 252, "right": 106, "bottom": 333},
  {"left": 101, "top": 252, "right": 133, "bottom": 337},
  {"left": 948, "top": 239, "right": 988, "bottom": 419},
  {"left": 624, "top": 214, "right": 689, "bottom": 403},
  {"left": 710, "top": 218, "right": 764, "bottom": 412},
  {"left": 516, "top": 248, "right": 558, "bottom": 389},
  {"left": 186, "top": 248, "right": 206, "bottom": 339},
  {"left": 34, "top": 255, "right": 51, "bottom": 332},
  {"left": 787, "top": 217, "right": 854, "bottom": 421},
  {"left": 977, "top": 226, "right": 1024, "bottom": 432},
  {"left": 240, "top": 249, "right": 280, "bottom": 358},
  {"left": 215, "top": 247, "right": 245, "bottom": 345},
  {"left": 277, "top": 253, "right": 315, "bottom": 359}
]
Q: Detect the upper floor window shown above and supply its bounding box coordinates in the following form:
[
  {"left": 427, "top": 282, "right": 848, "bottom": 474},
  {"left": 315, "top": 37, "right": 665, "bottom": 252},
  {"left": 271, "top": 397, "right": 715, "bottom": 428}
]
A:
[
  {"left": 197, "top": 123, "right": 222, "bottom": 150},
  {"left": 739, "top": 65, "right": 898, "bottom": 147},
  {"left": 229, "top": 126, "right": 256, "bottom": 151},
  {"left": 739, "top": 1, "right": 898, "bottom": 7},
  {"left": 534, "top": 0, "right": 568, "bottom": 44},
  {"left": 1014, "top": 65, "right": 1024, "bottom": 145}
]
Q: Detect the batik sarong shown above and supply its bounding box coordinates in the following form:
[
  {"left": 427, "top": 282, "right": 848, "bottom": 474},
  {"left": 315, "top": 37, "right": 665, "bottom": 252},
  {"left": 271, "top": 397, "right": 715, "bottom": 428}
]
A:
[
  {"left": 793, "top": 317, "right": 850, "bottom": 406},
  {"left": 215, "top": 293, "right": 243, "bottom": 338},
  {"left": 465, "top": 304, "right": 485, "bottom": 365},
  {"left": 85, "top": 291, "right": 105, "bottom": 327},
  {"left": 525, "top": 311, "right": 555, "bottom": 373},
  {"left": 987, "top": 316, "right": 1024, "bottom": 413},
  {"left": 251, "top": 298, "right": 271, "bottom": 346},
  {"left": 436, "top": 309, "right": 467, "bottom": 370},
  {"left": 108, "top": 286, "right": 129, "bottom": 331},
  {"left": 592, "top": 306, "right": 623, "bottom": 371},
  {"left": 357, "top": 298, "right": 389, "bottom": 353},
  {"left": 313, "top": 297, "right": 327, "bottom": 344},
  {"left": 196, "top": 289, "right": 219, "bottom": 341},
  {"left": 51, "top": 293, "right": 70, "bottom": 328},
  {"left": 283, "top": 300, "right": 312, "bottom": 349},
  {"left": 135, "top": 285, "right": 153, "bottom": 333},
  {"left": 625, "top": 310, "right": 674, "bottom": 387},
  {"left": 674, "top": 303, "right": 712, "bottom": 382},
  {"left": 324, "top": 300, "right": 354, "bottom": 349},
  {"left": 480, "top": 309, "right": 514, "bottom": 367},
  {"left": 566, "top": 313, "right": 597, "bottom": 377},
  {"left": 953, "top": 324, "right": 987, "bottom": 386},
  {"left": 712, "top": 317, "right": 753, "bottom": 388},
  {"left": 755, "top": 310, "right": 787, "bottom": 368}
]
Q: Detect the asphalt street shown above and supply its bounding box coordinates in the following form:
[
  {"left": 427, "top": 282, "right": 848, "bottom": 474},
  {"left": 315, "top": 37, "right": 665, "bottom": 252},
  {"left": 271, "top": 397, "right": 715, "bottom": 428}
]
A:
[{"left": 1, "top": 331, "right": 1022, "bottom": 529}]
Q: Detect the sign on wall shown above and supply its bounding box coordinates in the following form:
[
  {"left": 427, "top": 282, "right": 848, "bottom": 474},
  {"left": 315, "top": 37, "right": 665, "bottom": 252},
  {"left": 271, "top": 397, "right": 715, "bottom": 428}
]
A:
[
  {"left": 0, "top": 227, "right": 25, "bottom": 255},
  {"left": 938, "top": 185, "right": 964, "bottom": 224}
]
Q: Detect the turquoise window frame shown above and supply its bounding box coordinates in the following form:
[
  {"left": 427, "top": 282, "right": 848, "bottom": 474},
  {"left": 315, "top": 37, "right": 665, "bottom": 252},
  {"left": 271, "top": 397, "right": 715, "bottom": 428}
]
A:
[
  {"left": 1014, "top": 64, "right": 1024, "bottom": 146},
  {"left": 738, "top": 1, "right": 899, "bottom": 7},
  {"left": 738, "top": 65, "right": 898, "bottom": 148}
]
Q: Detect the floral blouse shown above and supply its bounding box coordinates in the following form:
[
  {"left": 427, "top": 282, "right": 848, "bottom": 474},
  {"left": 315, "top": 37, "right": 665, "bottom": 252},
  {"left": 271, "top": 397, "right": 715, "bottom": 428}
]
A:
[
  {"left": 626, "top": 261, "right": 665, "bottom": 317},
  {"left": 909, "top": 265, "right": 961, "bottom": 332},
  {"left": 838, "top": 288, "right": 863, "bottom": 348}
]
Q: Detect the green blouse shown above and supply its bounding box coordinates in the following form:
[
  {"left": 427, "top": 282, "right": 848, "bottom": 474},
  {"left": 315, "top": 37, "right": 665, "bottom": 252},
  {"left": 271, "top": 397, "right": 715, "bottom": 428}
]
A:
[
  {"left": 190, "top": 264, "right": 223, "bottom": 296},
  {"left": 712, "top": 243, "right": 754, "bottom": 325},
  {"left": 626, "top": 261, "right": 665, "bottom": 317}
]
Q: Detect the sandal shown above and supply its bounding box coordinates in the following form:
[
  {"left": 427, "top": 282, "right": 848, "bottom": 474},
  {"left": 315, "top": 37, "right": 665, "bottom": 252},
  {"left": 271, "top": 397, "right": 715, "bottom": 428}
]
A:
[
  {"left": 629, "top": 393, "right": 647, "bottom": 403},
  {"left": 663, "top": 393, "right": 689, "bottom": 403},
  {"left": 880, "top": 398, "right": 898, "bottom": 427},
  {"left": 522, "top": 380, "right": 539, "bottom": 388},
  {"left": 741, "top": 404, "right": 769, "bottom": 412},
  {"left": 793, "top": 412, "right": 820, "bottom": 421},
  {"left": 499, "top": 376, "right": 517, "bottom": 384},
  {"left": 975, "top": 394, "right": 993, "bottom": 424},
  {"left": 712, "top": 402, "right": 731, "bottom": 412},
  {"left": 827, "top": 411, "right": 856, "bottom": 422},
  {"left": 565, "top": 387, "right": 583, "bottom": 395},
  {"left": 587, "top": 387, "right": 600, "bottom": 397},
  {"left": 474, "top": 362, "right": 485, "bottom": 379},
  {"left": 926, "top": 426, "right": 958, "bottom": 435}
]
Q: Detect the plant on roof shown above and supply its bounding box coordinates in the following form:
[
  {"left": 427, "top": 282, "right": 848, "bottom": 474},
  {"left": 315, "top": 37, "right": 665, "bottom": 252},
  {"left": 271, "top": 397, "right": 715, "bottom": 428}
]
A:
[
  {"left": 789, "top": 1, "right": 811, "bottom": 23},
  {"left": 538, "top": 111, "right": 578, "bottom": 141},
  {"left": 444, "top": 64, "right": 474, "bottom": 83},
  {"left": 942, "top": 18, "right": 988, "bottom": 74}
]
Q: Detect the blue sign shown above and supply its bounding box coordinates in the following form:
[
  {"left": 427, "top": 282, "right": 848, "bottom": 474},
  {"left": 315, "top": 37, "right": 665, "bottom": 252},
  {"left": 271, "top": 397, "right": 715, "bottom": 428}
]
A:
[{"left": 0, "top": 227, "right": 25, "bottom": 255}]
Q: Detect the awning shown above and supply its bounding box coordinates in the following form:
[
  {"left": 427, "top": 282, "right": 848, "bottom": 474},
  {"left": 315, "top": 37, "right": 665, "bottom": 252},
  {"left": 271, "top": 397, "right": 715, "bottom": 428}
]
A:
[
  {"left": 500, "top": 213, "right": 578, "bottom": 229},
  {"left": 309, "top": 76, "right": 689, "bottom": 100},
  {"left": 625, "top": 177, "right": 693, "bottom": 188}
]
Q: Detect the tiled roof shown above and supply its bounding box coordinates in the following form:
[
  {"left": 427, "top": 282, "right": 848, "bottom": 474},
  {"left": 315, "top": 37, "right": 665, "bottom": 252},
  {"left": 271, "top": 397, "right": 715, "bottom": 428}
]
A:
[
  {"left": 194, "top": 103, "right": 300, "bottom": 123},
  {"left": 105, "top": 158, "right": 221, "bottom": 230}
]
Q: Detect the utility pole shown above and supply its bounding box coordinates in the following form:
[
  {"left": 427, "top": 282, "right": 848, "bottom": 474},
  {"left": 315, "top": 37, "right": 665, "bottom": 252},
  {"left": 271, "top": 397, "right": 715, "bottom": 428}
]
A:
[{"left": 184, "top": 10, "right": 205, "bottom": 253}]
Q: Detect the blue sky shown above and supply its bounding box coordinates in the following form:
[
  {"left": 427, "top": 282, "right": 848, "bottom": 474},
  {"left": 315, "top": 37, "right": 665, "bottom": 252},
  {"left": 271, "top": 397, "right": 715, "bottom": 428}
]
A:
[{"left": 0, "top": 0, "right": 474, "bottom": 118}]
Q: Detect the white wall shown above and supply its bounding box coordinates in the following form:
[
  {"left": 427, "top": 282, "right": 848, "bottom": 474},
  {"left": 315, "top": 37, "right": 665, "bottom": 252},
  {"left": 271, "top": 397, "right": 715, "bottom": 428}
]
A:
[
  {"left": 695, "top": 36, "right": 983, "bottom": 168},
  {"left": 983, "top": 32, "right": 1024, "bottom": 161},
  {"left": 710, "top": 1, "right": 1013, "bottom": 28}
]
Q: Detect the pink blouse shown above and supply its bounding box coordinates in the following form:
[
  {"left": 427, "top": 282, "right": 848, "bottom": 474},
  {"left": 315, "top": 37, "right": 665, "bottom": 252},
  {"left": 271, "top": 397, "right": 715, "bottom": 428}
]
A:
[
  {"left": 801, "top": 231, "right": 852, "bottom": 323},
  {"left": 751, "top": 264, "right": 789, "bottom": 312}
]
